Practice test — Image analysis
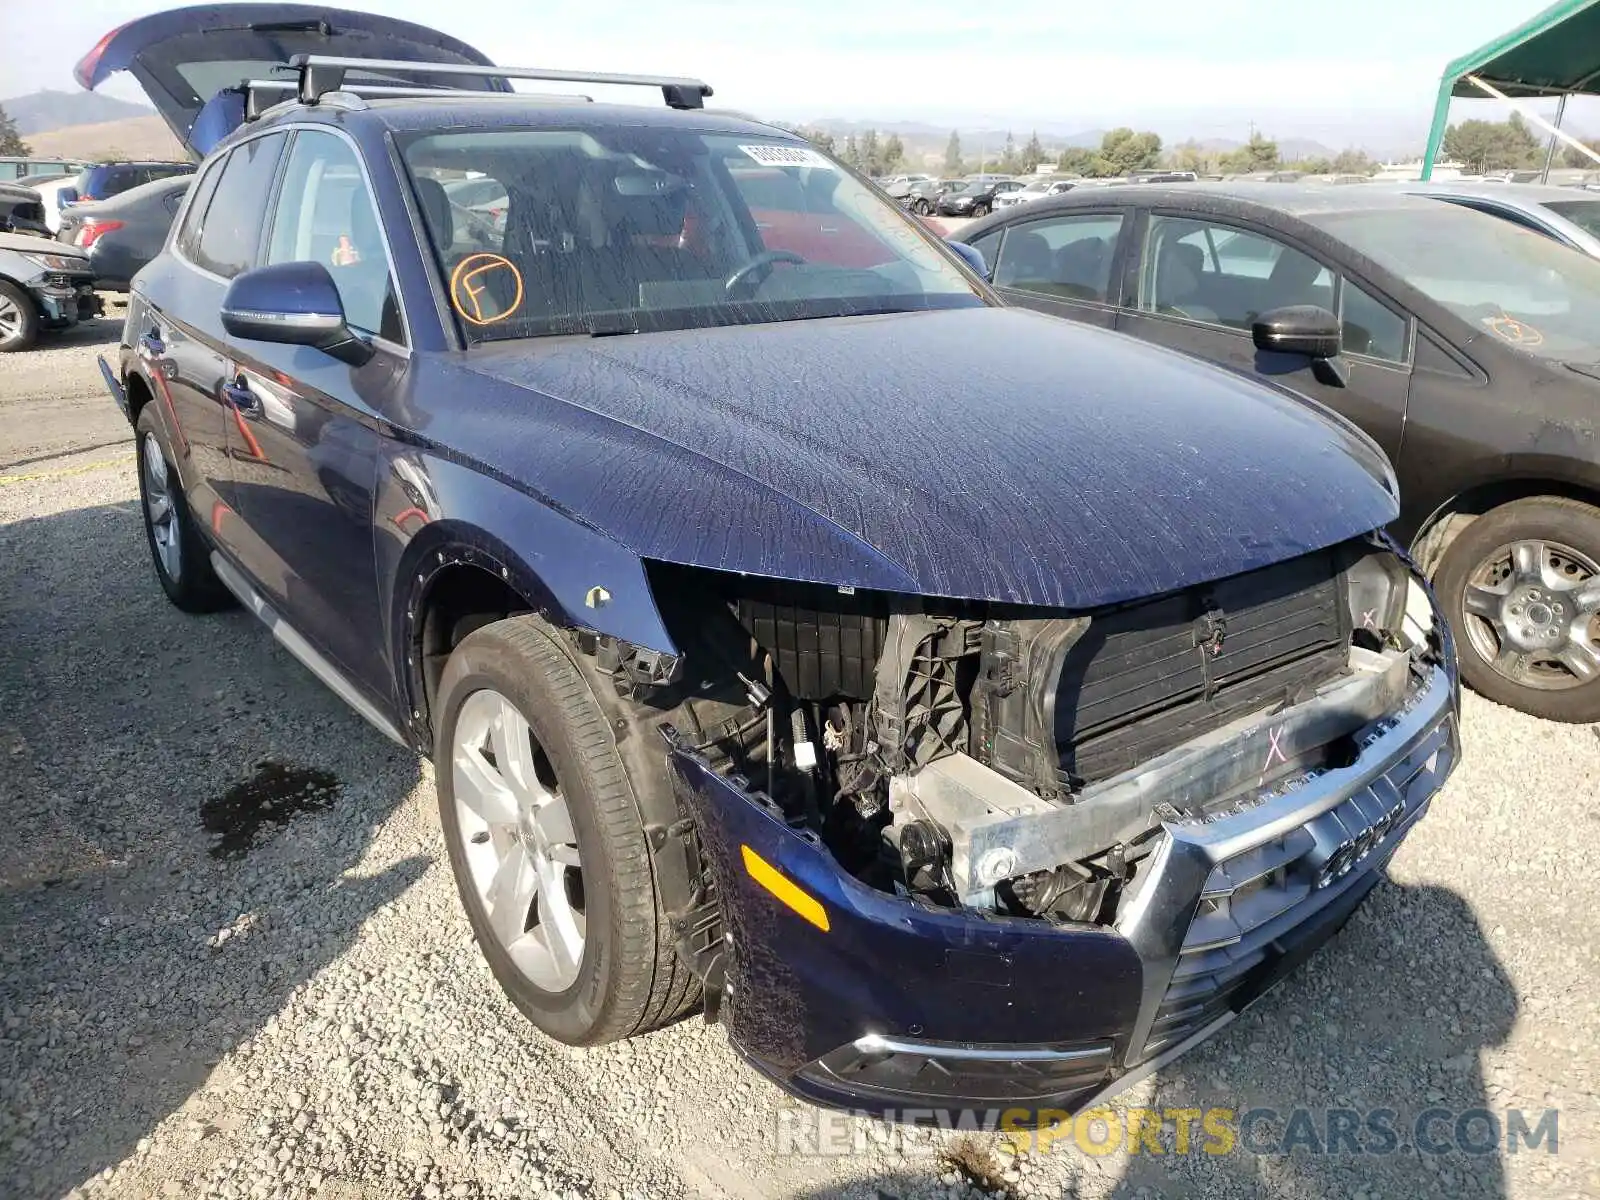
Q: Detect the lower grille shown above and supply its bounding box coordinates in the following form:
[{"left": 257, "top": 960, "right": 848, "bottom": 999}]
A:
[
  {"left": 1139, "top": 715, "right": 1454, "bottom": 1061},
  {"left": 1056, "top": 548, "right": 1349, "bottom": 785}
]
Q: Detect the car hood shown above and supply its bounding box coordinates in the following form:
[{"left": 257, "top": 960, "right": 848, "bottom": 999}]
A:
[
  {"left": 0, "top": 231, "right": 84, "bottom": 258},
  {"left": 433, "top": 306, "right": 1398, "bottom": 610}
]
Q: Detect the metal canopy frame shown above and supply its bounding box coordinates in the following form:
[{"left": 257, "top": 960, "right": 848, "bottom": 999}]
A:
[
  {"left": 286, "top": 54, "right": 713, "bottom": 111},
  {"left": 1422, "top": 0, "right": 1600, "bottom": 179}
]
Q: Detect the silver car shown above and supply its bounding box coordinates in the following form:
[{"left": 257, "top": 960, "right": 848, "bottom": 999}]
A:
[{"left": 1393, "top": 181, "right": 1600, "bottom": 258}]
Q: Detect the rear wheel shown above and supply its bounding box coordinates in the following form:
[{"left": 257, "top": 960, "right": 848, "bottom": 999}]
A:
[
  {"left": 435, "top": 614, "right": 697, "bottom": 1044},
  {"left": 913, "top": 198, "right": 932, "bottom": 216},
  {"left": 972, "top": 202, "right": 990, "bottom": 218},
  {"left": 135, "top": 406, "right": 233, "bottom": 613},
  {"left": 1435, "top": 497, "right": 1600, "bottom": 722},
  {"left": 0, "top": 281, "right": 39, "bottom": 352}
]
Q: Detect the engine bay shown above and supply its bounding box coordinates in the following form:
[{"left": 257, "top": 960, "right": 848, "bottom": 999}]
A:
[{"left": 615, "top": 534, "right": 1437, "bottom": 929}]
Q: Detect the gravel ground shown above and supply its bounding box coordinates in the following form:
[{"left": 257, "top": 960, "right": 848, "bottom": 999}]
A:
[{"left": 1, "top": 319, "right": 1596, "bottom": 1200}]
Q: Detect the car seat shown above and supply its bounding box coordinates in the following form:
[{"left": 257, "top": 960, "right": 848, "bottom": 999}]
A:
[
  {"left": 994, "top": 230, "right": 1054, "bottom": 288},
  {"left": 1151, "top": 240, "right": 1218, "bottom": 323}
]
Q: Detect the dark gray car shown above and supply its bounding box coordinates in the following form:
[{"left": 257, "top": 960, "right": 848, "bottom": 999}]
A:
[
  {"left": 57, "top": 175, "right": 191, "bottom": 291},
  {"left": 954, "top": 183, "right": 1600, "bottom": 722},
  {"left": 0, "top": 231, "right": 100, "bottom": 350}
]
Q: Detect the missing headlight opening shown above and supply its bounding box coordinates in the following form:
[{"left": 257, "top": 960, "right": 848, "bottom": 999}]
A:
[{"left": 602, "top": 534, "right": 1444, "bottom": 932}]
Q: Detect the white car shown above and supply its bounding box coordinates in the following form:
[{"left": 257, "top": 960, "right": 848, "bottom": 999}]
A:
[
  {"left": 993, "top": 178, "right": 1077, "bottom": 209},
  {"left": 26, "top": 177, "right": 80, "bottom": 234}
]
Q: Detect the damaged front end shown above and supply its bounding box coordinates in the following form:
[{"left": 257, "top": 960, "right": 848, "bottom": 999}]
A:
[{"left": 631, "top": 533, "right": 1458, "bottom": 1120}]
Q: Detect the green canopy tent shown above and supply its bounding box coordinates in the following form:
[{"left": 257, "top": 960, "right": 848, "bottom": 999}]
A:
[{"left": 1422, "top": 0, "right": 1600, "bottom": 179}]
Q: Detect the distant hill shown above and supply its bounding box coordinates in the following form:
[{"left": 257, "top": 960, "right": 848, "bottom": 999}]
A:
[
  {"left": 2, "top": 89, "right": 155, "bottom": 135},
  {"left": 26, "top": 116, "right": 185, "bottom": 162}
]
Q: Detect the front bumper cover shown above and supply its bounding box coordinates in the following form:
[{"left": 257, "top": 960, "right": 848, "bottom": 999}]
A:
[
  {"left": 667, "top": 650, "right": 1458, "bottom": 1122},
  {"left": 29, "top": 271, "right": 99, "bottom": 328}
]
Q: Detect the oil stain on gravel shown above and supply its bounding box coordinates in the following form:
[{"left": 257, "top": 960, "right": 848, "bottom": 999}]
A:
[{"left": 202, "top": 760, "right": 342, "bottom": 858}]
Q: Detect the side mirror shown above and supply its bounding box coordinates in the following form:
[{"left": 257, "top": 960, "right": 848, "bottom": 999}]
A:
[
  {"left": 947, "top": 239, "right": 990, "bottom": 280},
  {"left": 56, "top": 187, "right": 78, "bottom": 209},
  {"left": 1252, "top": 304, "right": 1342, "bottom": 359},
  {"left": 221, "top": 261, "right": 373, "bottom": 367}
]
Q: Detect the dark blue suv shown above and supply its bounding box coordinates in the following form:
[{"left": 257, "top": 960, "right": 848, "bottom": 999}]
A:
[{"left": 88, "top": 5, "right": 1461, "bottom": 1124}]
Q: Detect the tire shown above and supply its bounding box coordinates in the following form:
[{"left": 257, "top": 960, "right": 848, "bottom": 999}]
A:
[
  {"left": 973, "top": 203, "right": 990, "bottom": 218},
  {"left": 435, "top": 614, "right": 698, "bottom": 1045},
  {"left": 0, "top": 280, "right": 39, "bottom": 352},
  {"left": 135, "top": 405, "right": 234, "bottom": 613},
  {"left": 1434, "top": 496, "right": 1600, "bottom": 722},
  {"left": 913, "top": 199, "right": 932, "bottom": 216}
]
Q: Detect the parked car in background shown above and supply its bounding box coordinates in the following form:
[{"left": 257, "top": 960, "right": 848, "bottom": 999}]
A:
[
  {"left": 442, "top": 174, "right": 510, "bottom": 233},
  {"left": 1129, "top": 170, "right": 1198, "bottom": 184},
  {"left": 1394, "top": 182, "right": 1600, "bottom": 259},
  {"left": 57, "top": 174, "right": 192, "bottom": 291},
  {"left": 0, "top": 232, "right": 101, "bottom": 351},
  {"left": 89, "top": 4, "right": 1461, "bottom": 1124},
  {"left": 29, "top": 177, "right": 80, "bottom": 234},
  {"left": 902, "top": 176, "right": 963, "bottom": 215},
  {"left": 0, "top": 156, "right": 88, "bottom": 183},
  {"left": 878, "top": 172, "right": 934, "bottom": 200},
  {"left": 0, "top": 183, "right": 50, "bottom": 237},
  {"left": 935, "top": 177, "right": 1024, "bottom": 217},
  {"left": 956, "top": 183, "right": 1600, "bottom": 721},
  {"left": 993, "top": 177, "right": 1076, "bottom": 209},
  {"left": 57, "top": 160, "right": 195, "bottom": 209}
]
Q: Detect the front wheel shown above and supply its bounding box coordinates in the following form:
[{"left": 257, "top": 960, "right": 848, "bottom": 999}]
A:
[
  {"left": 913, "top": 199, "right": 932, "bottom": 216},
  {"left": 972, "top": 202, "right": 990, "bottom": 218},
  {"left": 0, "top": 280, "right": 39, "bottom": 352},
  {"left": 435, "top": 614, "right": 697, "bottom": 1044},
  {"left": 1435, "top": 497, "right": 1600, "bottom": 722}
]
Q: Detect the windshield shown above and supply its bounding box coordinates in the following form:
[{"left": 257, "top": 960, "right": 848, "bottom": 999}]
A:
[
  {"left": 1316, "top": 204, "right": 1600, "bottom": 363},
  {"left": 1542, "top": 198, "right": 1600, "bottom": 241},
  {"left": 400, "top": 127, "right": 984, "bottom": 341}
]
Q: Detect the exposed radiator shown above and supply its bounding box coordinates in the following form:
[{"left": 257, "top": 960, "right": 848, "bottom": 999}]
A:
[{"left": 1056, "top": 549, "right": 1350, "bottom": 785}]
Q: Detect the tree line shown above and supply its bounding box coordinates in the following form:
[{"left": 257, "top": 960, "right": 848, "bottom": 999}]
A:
[
  {"left": 783, "top": 120, "right": 1379, "bottom": 179},
  {"left": 0, "top": 105, "right": 31, "bottom": 157}
]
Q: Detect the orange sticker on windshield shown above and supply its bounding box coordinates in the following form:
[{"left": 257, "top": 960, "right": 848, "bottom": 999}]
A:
[
  {"left": 449, "top": 253, "right": 524, "bottom": 326},
  {"left": 1482, "top": 314, "right": 1544, "bottom": 347}
]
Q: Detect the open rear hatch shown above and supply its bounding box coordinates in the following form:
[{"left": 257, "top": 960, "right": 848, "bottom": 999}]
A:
[{"left": 74, "top": 4, "right": 508, "bottom": 159}]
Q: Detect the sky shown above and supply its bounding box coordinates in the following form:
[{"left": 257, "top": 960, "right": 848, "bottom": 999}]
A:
[{"left": 4, "top": 0, "right": 1598, "bottom": 154}]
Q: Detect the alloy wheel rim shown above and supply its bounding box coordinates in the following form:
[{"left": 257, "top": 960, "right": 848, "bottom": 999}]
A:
[
  {"left": 0, "top": 294, "right": 21, "bottom": 341},
  {"left": 1462, "top": 538, "right": 1600, "bottom": 691},
  {"left": 452, "top": 688, "right": 586, "bottom": 991},
  {"left": 141, "top": 434, "right": 181, "bottom": 581}
]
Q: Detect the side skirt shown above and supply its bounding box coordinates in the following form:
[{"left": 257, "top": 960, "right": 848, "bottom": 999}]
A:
[{"left": 210, "top": 551, "right": 407, "bottom": 748}]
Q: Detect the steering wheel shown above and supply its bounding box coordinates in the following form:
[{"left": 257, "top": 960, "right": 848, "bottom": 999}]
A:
[{"left": 724, "top": 249, "right": 806, "bottom": 295}]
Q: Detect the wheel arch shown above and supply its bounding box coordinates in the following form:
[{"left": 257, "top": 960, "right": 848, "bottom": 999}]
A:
[
  {"left": 1410, "top": 473, "right": 1600, "bottom": 577},
  {"left": 379, "top": 452, "right": 680, "bottom": 754}
]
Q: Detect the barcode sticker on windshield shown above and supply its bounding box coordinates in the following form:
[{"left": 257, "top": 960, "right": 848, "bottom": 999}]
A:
[{"left": 738, "top": 144, "right": 835, "bottom": 170}]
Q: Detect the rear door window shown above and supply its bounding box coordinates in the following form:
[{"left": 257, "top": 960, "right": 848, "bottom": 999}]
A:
[
  {"left": 175, "top": 159, "right": 225, "bottom": 262},
  {"left": 992, "top": 213, "right": 1125, "bottom": 302},
  {"left": 193, "top": 133, "right": 287, "bottom": 279}
]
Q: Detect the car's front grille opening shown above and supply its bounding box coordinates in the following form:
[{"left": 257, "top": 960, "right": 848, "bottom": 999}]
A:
[{"left": 1055, "top": 548, "right": 1351, "bottom": 786}]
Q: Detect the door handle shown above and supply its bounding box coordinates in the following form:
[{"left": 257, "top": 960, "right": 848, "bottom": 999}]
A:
[{"left": 223, "top": 377, "right": 261, "bottom": 417}]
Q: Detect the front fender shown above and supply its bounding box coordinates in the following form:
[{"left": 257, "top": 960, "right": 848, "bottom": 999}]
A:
[{"left": 374, "top": 446, "right": 677, "bottom": 743}]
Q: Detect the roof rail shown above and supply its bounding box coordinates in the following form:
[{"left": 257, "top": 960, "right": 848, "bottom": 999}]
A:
[
  {"left": 287, "top": 54, "right": 713, "bottom": 110},
  {"left": 243, "top": 79, "right": 594, "bottom": 121}
]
